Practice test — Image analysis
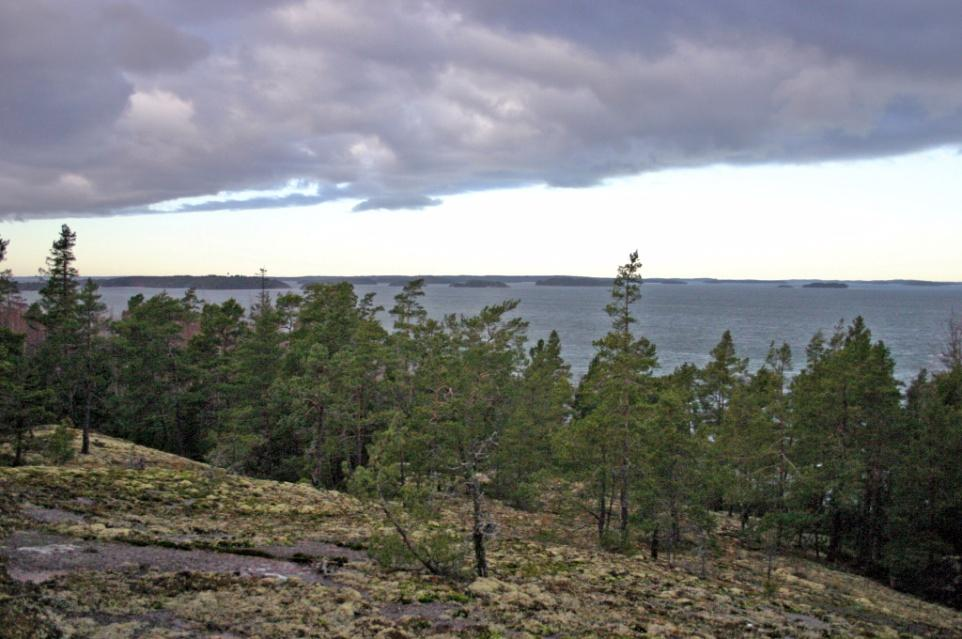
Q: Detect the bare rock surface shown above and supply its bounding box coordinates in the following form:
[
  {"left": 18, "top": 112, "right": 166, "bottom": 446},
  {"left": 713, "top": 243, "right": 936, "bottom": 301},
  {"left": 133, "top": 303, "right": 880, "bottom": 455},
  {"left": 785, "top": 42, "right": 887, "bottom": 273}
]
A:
[{"left": 2, "top": 530, "right": 329, "bottom": 584}]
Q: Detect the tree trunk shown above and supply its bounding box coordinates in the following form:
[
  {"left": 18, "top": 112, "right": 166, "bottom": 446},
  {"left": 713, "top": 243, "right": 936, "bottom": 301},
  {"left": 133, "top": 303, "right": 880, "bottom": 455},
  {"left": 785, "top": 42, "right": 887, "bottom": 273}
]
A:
[
  {"left": 670, "top": 502, "right": 680, "bottom": 547},
  {"left": 766, "top": 537, "right": 775, "bottom": 582},
  {"left": 699, "top": 528, "right": 708, "bottom": 578},
  {"left": 650, "top": 525, "right": 659, "bottom": 560},
  {"left": 14, "top": 426, "right": 25, "bottom": 467},
  {"left": 619, "top": 462, "right": 629, "bottom": 548},
  {"left": 81, "top": 387, "right": 92, "bottom": 455},
  {"left": 827, "top": 508, "right": 842, "bottom": 563},
  {"left": 312, "top": 405, "right": 326, "bottom": 487},
  {"left": 597, "top": 475, "right": 608, "bottom": 541},
  {"left": 470, "top": 475, "right": 488, "bottom": 577}
]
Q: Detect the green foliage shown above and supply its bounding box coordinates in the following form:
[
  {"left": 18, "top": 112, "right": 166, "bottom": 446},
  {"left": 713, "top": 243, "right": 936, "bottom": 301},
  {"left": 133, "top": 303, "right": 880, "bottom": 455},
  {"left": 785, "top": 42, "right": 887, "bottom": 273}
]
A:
[
  {"left": 110, "top": 292, "right": 200, "bottom": 456},
  {"left": 368, "top": 529, "right": 470, "bottom": 579},
  {"left": 556, "top": 251, "right": 658, "bottom": 547},
  {"left": 791, "top": 317, "right": 901, "bottom": 568},
  {"left": 0, "top": 235, "right": 17, "bottom": 305},
  {"left": 4, "top": 232, "right": 962, "bottom": 609},
  {"left": 0, "top": 328, "right": 54, "bottom": 466},
  {"left": 493, "top": 329, "right": 572, "bottom": 509},
  {"left": 47, "top": 420, "right": 76, "bottom": 465}
]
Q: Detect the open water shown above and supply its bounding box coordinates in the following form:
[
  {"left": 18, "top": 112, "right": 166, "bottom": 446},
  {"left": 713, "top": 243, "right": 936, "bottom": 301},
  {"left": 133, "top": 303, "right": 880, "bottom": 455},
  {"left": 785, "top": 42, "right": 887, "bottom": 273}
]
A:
[{"left": 20, "top": 281, "right": 962, "bottom": 383}]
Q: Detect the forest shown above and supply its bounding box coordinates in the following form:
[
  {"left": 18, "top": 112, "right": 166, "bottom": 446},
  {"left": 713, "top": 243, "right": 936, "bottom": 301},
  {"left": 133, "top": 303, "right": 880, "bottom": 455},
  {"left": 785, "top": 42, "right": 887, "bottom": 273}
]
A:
[{"left": 1, "top": 225, "right": 961, "bottom": 609}]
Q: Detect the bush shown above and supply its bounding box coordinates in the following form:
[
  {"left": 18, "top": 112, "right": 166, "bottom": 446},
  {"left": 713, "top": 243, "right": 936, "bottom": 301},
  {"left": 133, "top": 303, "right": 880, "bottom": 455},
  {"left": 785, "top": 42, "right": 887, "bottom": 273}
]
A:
[
  {"left": 599, "top": 528, "right": 634, "bottom": 554},
  {"left": 47, "top": 420, "right": 75, "bottom": 465},
  {"left": 368, "top": 528, "right": 470, "bottom": 580},
  {"left": 501, "top": 480, "right": 542, "bottom": 512},
  {"left": 368, "top": 530, "right": 415, "bottom": 570}
]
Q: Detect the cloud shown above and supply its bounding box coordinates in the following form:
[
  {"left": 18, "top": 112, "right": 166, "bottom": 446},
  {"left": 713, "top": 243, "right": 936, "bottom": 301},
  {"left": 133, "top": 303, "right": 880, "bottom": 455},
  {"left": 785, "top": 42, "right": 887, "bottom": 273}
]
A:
[
  {"left": 161, "top": 187, "right": 351, "bottom": 213},
  {"left": 2, "top": 0, "right": 962, "bottom": 219},
  {"left": 353, "top": 195, "right": 442, "bottom": 212}
]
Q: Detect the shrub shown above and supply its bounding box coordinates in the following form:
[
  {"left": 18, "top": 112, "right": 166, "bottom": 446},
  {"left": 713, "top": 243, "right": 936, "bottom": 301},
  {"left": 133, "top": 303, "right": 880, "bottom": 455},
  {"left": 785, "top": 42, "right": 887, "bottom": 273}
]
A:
[
  {"left": 368, "top": 528, "right": 470, "bottom": 580},
  {"left": 46, "top": 420, "right": 75, "bottom": 465}
]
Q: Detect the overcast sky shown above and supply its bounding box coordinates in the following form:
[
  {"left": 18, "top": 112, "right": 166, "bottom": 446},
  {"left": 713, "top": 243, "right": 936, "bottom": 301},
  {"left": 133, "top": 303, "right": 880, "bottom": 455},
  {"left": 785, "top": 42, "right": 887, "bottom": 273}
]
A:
[{"left": 2, "top": 1, "right": 961, "bottom": 278}]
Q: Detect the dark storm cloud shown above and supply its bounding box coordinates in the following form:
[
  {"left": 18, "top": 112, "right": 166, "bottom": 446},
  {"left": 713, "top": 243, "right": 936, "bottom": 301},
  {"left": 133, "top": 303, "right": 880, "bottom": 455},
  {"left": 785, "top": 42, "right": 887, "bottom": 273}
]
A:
[{"left": 2, "top": 0, "right": 962, "bottom": 219}]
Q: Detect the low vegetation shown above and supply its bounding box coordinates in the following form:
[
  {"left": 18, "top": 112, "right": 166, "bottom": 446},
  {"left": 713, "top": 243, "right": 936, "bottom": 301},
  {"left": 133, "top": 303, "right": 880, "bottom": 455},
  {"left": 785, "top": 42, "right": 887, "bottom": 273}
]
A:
[{"left": 2, "top": 428, "right": 961, "bottom": 637}]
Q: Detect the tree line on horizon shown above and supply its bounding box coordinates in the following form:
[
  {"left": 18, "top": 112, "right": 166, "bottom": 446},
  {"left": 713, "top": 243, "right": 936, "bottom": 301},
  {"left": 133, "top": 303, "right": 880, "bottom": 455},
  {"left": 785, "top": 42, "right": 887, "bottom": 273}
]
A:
[{"left": 1, "top": 226, "right": 961, "bottom": 608}]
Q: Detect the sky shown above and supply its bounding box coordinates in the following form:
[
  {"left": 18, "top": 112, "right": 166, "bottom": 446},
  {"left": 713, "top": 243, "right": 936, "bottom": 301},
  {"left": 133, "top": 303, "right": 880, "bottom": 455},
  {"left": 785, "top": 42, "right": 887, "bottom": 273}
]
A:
[{"left": 2, "top": 1, "right": 961, "bottom": 279}]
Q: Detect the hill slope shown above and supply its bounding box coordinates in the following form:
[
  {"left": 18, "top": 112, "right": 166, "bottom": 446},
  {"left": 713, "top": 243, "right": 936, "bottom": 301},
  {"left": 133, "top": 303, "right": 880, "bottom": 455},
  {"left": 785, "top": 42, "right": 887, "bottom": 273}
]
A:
[{"left": 2, "top": 430, "right": 960, "bottom": 638}]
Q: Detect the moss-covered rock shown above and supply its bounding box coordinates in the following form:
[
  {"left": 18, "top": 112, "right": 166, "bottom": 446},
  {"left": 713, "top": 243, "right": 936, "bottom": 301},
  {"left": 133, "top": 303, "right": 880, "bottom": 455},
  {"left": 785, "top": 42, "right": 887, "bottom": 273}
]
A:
[{"left": 2, "top": 431, "right": 961, "bottom": 637}]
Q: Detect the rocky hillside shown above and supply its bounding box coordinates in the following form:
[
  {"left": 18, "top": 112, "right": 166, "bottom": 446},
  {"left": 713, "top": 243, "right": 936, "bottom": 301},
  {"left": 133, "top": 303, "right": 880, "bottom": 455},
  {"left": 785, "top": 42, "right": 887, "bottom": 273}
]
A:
[{"left": 2, "top": 429, "right": 960, "bottom": 638}]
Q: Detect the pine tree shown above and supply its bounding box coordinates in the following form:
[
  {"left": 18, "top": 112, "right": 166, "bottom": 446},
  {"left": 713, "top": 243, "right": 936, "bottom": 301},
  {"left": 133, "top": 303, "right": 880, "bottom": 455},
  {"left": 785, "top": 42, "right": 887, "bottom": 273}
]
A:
[
  {"left": 27, "top": 225, "right": 83, "bottom": 420},
  {"left": 557, "top": 252, "right": 658, "bottom": 549},
  {"left": 358, "top": 300, "right": 527, "bottom": 577},
  {"left": 110, "top": 293, "right": 200, "bottom": 456},
  {"left": 885, "top": 331, "right": 962, "bottom": 606},
  {"left": 792, "top": 317, "right": 901, "bottom": 566},
  {"left": 0, "top": 235, "right": 18, "bottom": 307},
  {"left": 76, "top": 279, "right": 108, "bottom": 454},
  {"left": 275, "top": 283, "right": 390, "bottom": 488},
  {"left": 0, "top": 237, "right": 50, "bottom": 465},
  {"left": 647, "top": 377, "right": 714, "bottom": 568},
  {"left": 209, "top": 289, "right": 285, "bottom": 473},
  {"left": 186, "top": 298, "right": 248, "bottom": 447},
  {"left": 594, "top": 251, "right": 657, "bottom": 547},
  {"left": 697, "top": 330, "right": 749, "bottom": 432},
  {"left": 494, "top": 329, "right": 572, "bottom": 508}
]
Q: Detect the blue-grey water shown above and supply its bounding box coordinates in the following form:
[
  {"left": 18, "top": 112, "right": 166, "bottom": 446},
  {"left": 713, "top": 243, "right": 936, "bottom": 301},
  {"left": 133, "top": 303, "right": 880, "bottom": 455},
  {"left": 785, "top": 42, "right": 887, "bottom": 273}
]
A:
[{"left": 20, "top": 282, "right": 962, "bottom": 383}]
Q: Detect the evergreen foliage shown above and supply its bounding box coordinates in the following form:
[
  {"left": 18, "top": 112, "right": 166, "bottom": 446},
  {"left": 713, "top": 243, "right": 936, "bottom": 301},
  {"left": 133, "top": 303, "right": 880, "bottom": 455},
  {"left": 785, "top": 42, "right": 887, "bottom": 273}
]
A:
[{"left": 3, "top": 230, "right": 961, "bottom": 607}]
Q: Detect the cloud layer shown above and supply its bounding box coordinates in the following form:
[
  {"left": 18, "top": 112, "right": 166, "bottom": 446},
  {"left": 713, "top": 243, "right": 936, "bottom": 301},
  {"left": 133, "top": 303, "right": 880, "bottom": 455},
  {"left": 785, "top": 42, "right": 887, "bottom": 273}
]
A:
[{"left": 2, "top": 0, "right": 962, "bottom": 219}]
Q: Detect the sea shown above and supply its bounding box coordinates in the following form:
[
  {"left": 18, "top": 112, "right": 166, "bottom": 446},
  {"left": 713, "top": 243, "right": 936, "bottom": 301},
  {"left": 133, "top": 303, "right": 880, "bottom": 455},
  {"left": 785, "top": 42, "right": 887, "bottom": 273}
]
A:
[{"left": 18, "top": 281, "right": 962, "bottom": 383}]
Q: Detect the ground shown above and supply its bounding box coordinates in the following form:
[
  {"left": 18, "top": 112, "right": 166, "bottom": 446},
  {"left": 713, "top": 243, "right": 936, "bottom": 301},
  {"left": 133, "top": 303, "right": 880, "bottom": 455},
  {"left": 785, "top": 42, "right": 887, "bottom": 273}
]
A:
[{"left": 1, "top": 428, "right": 960, "bottom": 638}]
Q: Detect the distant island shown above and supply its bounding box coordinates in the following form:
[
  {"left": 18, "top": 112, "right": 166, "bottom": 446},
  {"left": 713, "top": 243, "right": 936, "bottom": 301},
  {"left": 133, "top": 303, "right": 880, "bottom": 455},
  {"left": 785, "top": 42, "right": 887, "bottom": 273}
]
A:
[
  {"left": 11, "top": 280, "right": 43, "bottom": 291},
  {"left": 860, "top": 279, "right": 958, "bottom": 287},
  {"left": 297, "top": 275, "right": 531, "bottom": 287},
  {"left": 536, "top": 276, "right": 688, "bottom": 286},
  {"left": 13, "top": 274, "right": 960, "bottom": 292},
  {"left": 536, "top": 276, "right": 611, "bottom": 287},
  {"left": 451, "top": 280, "right": 508, "bottom": 288},
  {"left": 698, "top": 278, "right": 789, "bottom": 285},
  {"left": 97, "top": 275, "right": 291, "bottom": 290}
]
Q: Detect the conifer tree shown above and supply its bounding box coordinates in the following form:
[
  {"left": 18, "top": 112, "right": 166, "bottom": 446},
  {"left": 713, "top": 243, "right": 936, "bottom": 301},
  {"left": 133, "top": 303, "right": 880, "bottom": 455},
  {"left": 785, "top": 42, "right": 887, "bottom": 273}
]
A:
[
  {"left": 76, "top": 278, "right": 108, "bottom": 454},
  {"left": 792, "top": 317, "right": 900, "bottom": 566},
  {"left": 0, "top": 237, "right": 51, "bottom": 464},
  {"left": 493, "top": 330, "right": 572, "bottom": 508},
  {"left": 110, "top": 293, "right": 200, "bottom": 456},
  {"left": 885, "top": 331, "right": 962, "bottom": 606},
  {"left": 276, "top": 283, "right": 390, "bottom": 487},
  {"left": 0, "top": 235, "right": 17, "bottom": 307},
  {"left": 697, "top": 330, "right": 748, "bottom": 433},
  {"left": 209, "top": 288, "right": 285, "bottom": 473},
  {"left": 558, "top": 252, "right": 657, "bottom": 548},
  {"left": 357, "top": 300, "right": 526, "bottom": 578},
  {"left": 594, "top": 251, "right": 657, "bottom": 547},
  {"left": 27, "top": 225, "right": 83, "bottom": 420}
]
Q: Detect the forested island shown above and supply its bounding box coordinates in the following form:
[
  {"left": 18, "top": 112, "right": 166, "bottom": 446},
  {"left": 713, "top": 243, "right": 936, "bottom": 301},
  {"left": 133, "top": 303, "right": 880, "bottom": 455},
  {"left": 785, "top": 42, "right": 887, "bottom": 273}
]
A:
[
  {"left": 698, "top": 278, "right": 790, "bottom": 285},
  {"left": 12, "top": 274, "right": 291, "bottom": 290},
  {"left": 450, "top": 280, "right": 509, "bottom": 288},
  {"left": 98, "top": 275, "right": 291, "bottom": 289},
  {"left": 2, "top": 227, "right": 962, "bottom": 635},
  {"left": 536, "top": 276, "right": 688, "bottom": 286},
  {"left": 803, "top": 282, "right": 849, "bottom": 289}
]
